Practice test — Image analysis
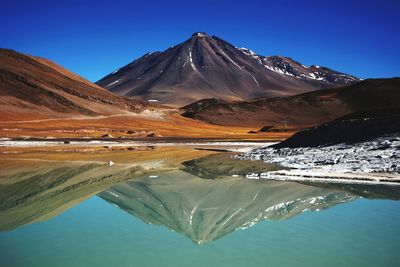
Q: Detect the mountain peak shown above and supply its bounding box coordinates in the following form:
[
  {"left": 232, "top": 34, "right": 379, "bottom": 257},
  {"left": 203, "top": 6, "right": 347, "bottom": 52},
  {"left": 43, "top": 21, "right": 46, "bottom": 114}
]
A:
[
  {"left": 97, "top": 34, "right": 360, "bottom": 107},
  {"left": 191, "top": 32, "right": 208, "bottom": 38}
]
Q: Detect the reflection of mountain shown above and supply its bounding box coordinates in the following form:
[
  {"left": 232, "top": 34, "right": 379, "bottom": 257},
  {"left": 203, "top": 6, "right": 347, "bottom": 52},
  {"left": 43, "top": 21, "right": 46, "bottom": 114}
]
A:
[
  {"left": 0, "top": 160, "right": 147, "bottom": 231},
  {"left": 99, "top": 171, "right": 356, "bottom": 244},
  {"left": 0, "top": 147, "right": 217, "bottom": 232},
  {"left": 2, "top": 149, "right": 399, "bottom": 239},
  {"left": 306, "top": 182, "right": 400, "bottom": 201},
  {"left": 181, "top": 153, "right": 284, "bottom": 179}
]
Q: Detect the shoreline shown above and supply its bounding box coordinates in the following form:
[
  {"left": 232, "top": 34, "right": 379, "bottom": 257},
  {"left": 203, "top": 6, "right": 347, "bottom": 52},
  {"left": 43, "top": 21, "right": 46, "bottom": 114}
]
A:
[
  {"left": 3, "top": 137, "right": 399, "bottom": 187},
  {"left": 0, "top": 138, "right": 275, "bottom": 151},
  {"left": 238, "top": 134, "right": 400, "bottom": 186},
  {"left": 0, "top": 136, "right": 278, "bottom": 143}
]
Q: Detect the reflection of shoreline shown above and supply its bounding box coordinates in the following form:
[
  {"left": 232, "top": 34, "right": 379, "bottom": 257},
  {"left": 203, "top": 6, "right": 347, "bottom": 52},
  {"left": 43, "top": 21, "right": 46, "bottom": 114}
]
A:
[
  {"left": 247, "top": 170, "right": 400, "bottom": 186},
  {"left": 0, "top": 140, "right": 275, "bottom": 149},
  {"left": 0, "top": 160, "right": 148, "bottom": 232}
]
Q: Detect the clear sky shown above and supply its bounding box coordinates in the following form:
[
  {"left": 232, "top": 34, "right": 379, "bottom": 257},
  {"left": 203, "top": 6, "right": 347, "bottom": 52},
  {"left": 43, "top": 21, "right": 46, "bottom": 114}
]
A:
[{"left": 1, "top": 0, "right": 399, "bottom": 81}]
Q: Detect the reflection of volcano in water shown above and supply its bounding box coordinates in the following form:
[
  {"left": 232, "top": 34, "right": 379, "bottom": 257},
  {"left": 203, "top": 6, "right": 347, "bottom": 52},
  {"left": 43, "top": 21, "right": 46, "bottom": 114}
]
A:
[
  {"left": 99, "top": 170, "right": 357, "bottom": 244},
  {"left": 2, "top": 149, "right": 398, "bottom": 239}
]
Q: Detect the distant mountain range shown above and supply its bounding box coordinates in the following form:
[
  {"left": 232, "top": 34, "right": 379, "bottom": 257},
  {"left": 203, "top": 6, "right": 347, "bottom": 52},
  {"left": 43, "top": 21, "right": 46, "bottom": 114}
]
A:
[
  {"left": 0, "top": 48, "right": 145, "bottom": 121},
  {"left": 97, "top": 32, "right": 359, "bottom": 106}
]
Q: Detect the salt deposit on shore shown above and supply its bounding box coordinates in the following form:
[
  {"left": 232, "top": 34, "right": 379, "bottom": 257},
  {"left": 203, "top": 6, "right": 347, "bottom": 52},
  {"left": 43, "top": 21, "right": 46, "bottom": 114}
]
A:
[{"left": 237, "top": 134, "right": 400, "bottom": 185}]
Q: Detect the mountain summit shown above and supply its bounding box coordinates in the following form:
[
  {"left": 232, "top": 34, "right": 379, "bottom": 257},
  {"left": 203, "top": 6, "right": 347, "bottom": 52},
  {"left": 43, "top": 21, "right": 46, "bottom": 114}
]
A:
[{"left": 97, "top": 33, "right": 359, "bottom": 106}]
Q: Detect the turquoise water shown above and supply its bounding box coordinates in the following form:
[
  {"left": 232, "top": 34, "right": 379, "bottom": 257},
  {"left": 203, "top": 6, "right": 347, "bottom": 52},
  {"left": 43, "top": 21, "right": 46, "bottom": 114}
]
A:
[
  {"left": 0, "top": 149, "right": 399, "bottom": 266},
  {"left": 1, "top": 197, "right": 399, "bottom": 267}
]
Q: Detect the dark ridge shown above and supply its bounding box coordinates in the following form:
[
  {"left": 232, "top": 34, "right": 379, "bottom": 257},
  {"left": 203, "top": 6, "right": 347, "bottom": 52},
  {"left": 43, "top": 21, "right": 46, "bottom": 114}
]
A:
[
  {"left": 180, "top": 78, "right": 400, "bottom": 127},
  {"left": 272, "top": 108, "right": 400, "bottom": 148}
]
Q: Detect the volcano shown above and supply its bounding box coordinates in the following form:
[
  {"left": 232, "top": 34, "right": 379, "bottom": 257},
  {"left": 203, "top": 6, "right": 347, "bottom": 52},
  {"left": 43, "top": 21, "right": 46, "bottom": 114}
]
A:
[{"left": 97, "top": 32, "right": 359, "bottom": 106}]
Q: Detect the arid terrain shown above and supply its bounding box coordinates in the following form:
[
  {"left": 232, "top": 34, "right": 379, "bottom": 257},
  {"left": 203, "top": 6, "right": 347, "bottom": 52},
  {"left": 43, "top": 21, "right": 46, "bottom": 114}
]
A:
[
  {"left": 0, "top": 112, "right": 291, "bottom": 140},
  {"left": 0, "top": 48, "right": 146, "bottom": 121},
  {"left": 0, "top": 45, "right": 398, "bottom": 142},
  {"left": 0, "top": 48, "right": 295, "bottom": 140}
]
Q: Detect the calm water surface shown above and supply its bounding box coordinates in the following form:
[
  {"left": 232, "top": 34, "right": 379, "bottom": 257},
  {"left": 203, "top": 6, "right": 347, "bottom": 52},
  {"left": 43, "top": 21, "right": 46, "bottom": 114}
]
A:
[{"left": 0, "top": 146, "right": 399, "bottom": 267}]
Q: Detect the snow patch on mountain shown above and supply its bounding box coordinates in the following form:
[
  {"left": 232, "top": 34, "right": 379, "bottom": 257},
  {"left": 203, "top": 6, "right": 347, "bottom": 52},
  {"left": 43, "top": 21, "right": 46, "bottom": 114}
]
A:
[
  {"left": 219, "top": 49, "right": 242, "bottom": 69},
  {"left": 248, "top": 72, "right": 260, "bottom": 86},
  {"left": 238, "top": 47, "right": 263, "bottom": 64},
  {"left": 189, "top": 49, "right": 198, "bottom": 72},
  {"left": 264, "top": 64, "right": 295, "bottom": 76},
  {"left": 108, "top": 80, "right": 120, "bottom": 86}
]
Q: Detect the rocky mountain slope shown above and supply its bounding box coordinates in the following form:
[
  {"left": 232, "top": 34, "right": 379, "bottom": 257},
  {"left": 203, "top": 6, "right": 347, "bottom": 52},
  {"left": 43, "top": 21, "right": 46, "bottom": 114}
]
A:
[
  {"left": 97, "top": 32, "right": 359, "bottom": 107},
  {"left": 181, "top": 78, "right": 400, "bottom": 128},
  {"left": 0, "top": 48, "right": 145, "bottom": 121}
]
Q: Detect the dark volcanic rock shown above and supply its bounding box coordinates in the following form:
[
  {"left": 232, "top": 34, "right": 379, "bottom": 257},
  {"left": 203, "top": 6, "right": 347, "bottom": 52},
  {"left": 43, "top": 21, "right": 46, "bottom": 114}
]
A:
[
  {"left": 273, "top": 109, "right": 400, "bottom": 148},
  {"left": 258, "top": 126, "right": 274, "bottom": 132}
]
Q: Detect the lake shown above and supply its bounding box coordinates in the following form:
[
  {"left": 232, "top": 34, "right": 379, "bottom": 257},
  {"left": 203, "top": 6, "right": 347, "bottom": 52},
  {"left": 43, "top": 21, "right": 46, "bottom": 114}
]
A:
[{"left": 0, "top": 145, "right": 399, "bottom": 267}]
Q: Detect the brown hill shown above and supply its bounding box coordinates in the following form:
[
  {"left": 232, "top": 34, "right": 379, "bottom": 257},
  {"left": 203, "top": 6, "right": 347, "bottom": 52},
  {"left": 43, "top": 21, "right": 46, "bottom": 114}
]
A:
[
  {"left": 0, "top": 48, "right": 145, "bottom": 121},
  {"left": 97, "top": 32, "right": 359, "bottom": 107},
  {"left": 181, "top": 78, "right": 400, "bottom": 128}
]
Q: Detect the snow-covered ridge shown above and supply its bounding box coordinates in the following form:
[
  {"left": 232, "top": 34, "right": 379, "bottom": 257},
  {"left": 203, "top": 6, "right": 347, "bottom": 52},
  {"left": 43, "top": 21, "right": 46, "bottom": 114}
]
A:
[
  {"left": 237, "top": 47, "right": 358, "bottom": 83},
  {"left": 264, "top": 63, "right": 295, "bottom": 77},
  {"left": 238, "top": 47, "right": 263, "bottom": 65},
  {"left": 238, "top": 47, "right": 257, "bottom": 56}
]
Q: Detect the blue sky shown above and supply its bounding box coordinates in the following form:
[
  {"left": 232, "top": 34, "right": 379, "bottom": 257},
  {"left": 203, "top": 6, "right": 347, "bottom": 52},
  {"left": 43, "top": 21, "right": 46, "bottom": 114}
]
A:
[{"left": 1, "top": 0, "right": 399, "bottom": 81}]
